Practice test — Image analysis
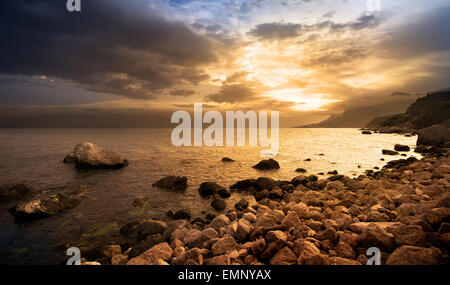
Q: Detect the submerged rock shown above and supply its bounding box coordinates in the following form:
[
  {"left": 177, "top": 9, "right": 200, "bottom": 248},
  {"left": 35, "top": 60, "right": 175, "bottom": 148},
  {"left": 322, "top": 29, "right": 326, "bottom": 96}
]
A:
[
  {"left": 382, "top": 149, "right": 399, "bottom": 155},
  {"left": 153, "top": 176, "right": 188, "bottom": 191},
  {"left": 0, "top": 184, "right": 37, "bottom": 204},
  {"left": 198, "top": 182, "right": 226, "bottom": 197},
  {"left": 13, "top": 193, "right": 81, "bottom": 221},
  {"left": 394, "top": 144, "right": 411, "bottom": 152},
  {"left": 64, "top": 142, "right": 129, "bottom": 169},
  {"left": 221, "top": 157, "right": 235, "bottom": 162},
  {"left": 252, "top": 159, "right": 280, "bottom": 170}
]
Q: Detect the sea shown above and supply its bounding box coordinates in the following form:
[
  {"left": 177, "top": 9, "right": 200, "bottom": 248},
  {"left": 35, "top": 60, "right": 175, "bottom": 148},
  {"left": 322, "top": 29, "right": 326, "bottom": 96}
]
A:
[{"left": 0, "top": 128, "right": 420, "bottom": 264}]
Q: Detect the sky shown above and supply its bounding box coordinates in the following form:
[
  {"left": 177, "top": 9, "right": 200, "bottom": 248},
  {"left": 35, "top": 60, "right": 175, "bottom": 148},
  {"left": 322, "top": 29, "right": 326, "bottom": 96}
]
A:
[{"left": 0, "top": 0, "right": 449, "bottom": 127}]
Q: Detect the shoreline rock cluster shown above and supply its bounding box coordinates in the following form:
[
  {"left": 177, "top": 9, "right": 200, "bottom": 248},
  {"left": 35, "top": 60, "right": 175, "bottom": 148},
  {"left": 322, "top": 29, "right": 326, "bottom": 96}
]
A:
[{"left": 80, "top": 144, "right": 449, "bottom": 265}]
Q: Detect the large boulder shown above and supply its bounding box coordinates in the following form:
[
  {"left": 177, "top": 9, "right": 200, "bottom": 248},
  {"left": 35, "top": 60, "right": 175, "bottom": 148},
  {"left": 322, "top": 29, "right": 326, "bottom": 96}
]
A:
[
  {"left": 64, "top": 142, "right": 129, "bottom": 169},
  {"left": 360, "top": 224, "right": 395, "bottom": 252},
  {"left": 252, "top": 159, "right": 280, "bottom": 170},
  {"left": 417, "top": 124, "right": 450, "bottom": 146},
  {"left": 0, "top": 184, "right": 37, "bottom": 204},
  {"left": 386, "top": 246, "right": 441, "bottom": 265},
  {"left": 153, "top": 176, "right": 188, "bottom": 191},
  {"left": 13, "top": 193, "right": 81, "bottom": 221}
]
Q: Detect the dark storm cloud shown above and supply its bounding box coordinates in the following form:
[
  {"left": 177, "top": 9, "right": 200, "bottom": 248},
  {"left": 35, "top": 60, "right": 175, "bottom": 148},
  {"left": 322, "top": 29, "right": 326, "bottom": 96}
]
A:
[
  {"left": 379, "top": 6, "right": 450, "bottom": 58},
  {"left": 206, "top": 84, "right": 256, "bottom": 103},
  {"left": 248, "top": 13, "right": 385, "bottom": 40},
  {"left": 170, "top": 89, "right": 196, "bottom": 96},
  {"left": 0, "top": 0, "right": 216, "bottom": 99}
]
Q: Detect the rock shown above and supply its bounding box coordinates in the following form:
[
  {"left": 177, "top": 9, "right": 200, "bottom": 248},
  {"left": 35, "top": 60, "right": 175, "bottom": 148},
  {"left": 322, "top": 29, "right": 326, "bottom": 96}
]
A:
[
  {"left": 198, "top": 182, "right": 226, "bottom": 197},
  {"left": 153, "top": 176, "right": 188, "bottom": 191},
  {"left": 218, "top": 189, "right": 231, "bottom": 198},
  {"left": 184, "top": 228, "right": 219, "bottom": 248},
  {"left": 102, "top": 245, "right": 122, "bottom": 258},
  {"left": 386, "top": 246, "right": 441, "bottom": 265},
  {"left": 329, "top": 257, "right": 361, "bottom": 265},
  {"left": 211, "top": 199, "right": 226, "bottom": 211},
  {"left": 133, "top": 197, "right": 148, "bottom": 208},
  {"left": 362, "top": 130, "right": 372, "bottom": 135},
  {"left": 136, "top": 220, "right": 167, "bottom": 239},
  {"left": 441, "top": 233, "right": 450, "bottom": 247},
  {"left": 64, "top": 142, "right": 129, "bottom": 169},
  {"left": 207, "top": 214, "right": 230, "bottom": 231},
  {"left": 0, "top": 184, "right": 37, "bottom": 204},
  {"left": 436, "top": 193, "right": 450, "bottom": 208},
  {"left": 255, "top": 177, "right": 276, "bottom": 191},
  {"left": 230, "top": 179, "right": 256, "bottom": 190},
  {"left": 236, "top": 219, "right": 252, "bottom": 241},
  {"left": 386, "top": 224, "right": 427, "bottom": 247},
  {"left": 360, "top": 225, "right": 395, "bottom": 252},
  {"left": 417, "top": 124, "right": 450, "bottom": 146},
  {"left": 250, "top": 238, "right": 266, "bottom": 255},
  {"left": 13, "top": 193, "right": 81, "bottom": 221},
  {"left": 281, "top": 211, "right": 301, "bottom": 229},
  {"left": 221, "top": 157, "right": 235, "bottom": 162},
  {"left": 269, "top": 187, "right": 283, "bottom": 199},
  {"left": 266, "top": 230, "right": 287, "bottom": 244},
  {"left": 327, "top": 170, "right": 338, "bottom": 175},
  {"left": 234, "top": 199, "right": 249, "bottom": 211},
  {"left": 255, "top": 190, "right": 270, "bottom": 201},
  {"left": 211, "top": 236, "right": 238, "bottom": 256},
  {"left": 335, "top": 241, "right": 355, "bottom": 259},
  {"left": 295, "top": 168, "right": 307, "bottom": 173},
  {"left": 295, "top": 240, "right": 320, "bottom": 265},
  {"left": 269, "top": 246, "right": 297, "bottom": 265},
  {"left": 111, "top": 254, "right": 128, "bottom": 265},
  {"left": 127, "top": 242, "right": 173, "bottom": 265},
  {"left": 316, "top": 227, "right": 339, "bottom": 244},
  {"left": 204, "top": 255, "right": 231, "bottom": 265},
  {"left": 172, "top": 209, "right": 191, "bottom": 220},
  {"left": 252, "top": 159, "right": 280, "bottom": 170},
  {"left": 394, "top": 144, "right": 410, "bottom": 151},
  {"left": 382, "top": 149, "right": 399, "bottom": 155}
]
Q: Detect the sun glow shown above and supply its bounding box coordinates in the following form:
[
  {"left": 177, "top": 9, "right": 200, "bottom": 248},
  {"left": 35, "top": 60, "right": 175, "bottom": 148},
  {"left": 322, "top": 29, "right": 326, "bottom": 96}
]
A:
[{"left": 263, "top": 88, "right": 341, "bottom": 111}]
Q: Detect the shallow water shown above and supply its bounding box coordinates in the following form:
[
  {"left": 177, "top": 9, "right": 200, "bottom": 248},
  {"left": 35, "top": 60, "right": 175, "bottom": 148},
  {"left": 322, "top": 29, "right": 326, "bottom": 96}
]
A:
[{"left": 0, "top": 128, "right": 420, "bottom": 264}]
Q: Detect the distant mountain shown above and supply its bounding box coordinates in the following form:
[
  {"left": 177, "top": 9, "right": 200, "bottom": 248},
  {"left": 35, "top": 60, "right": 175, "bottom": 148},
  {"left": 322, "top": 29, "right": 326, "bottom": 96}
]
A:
[
  {"left": 366, "top": 90, "right": 450, "bottom": 130},
  {"left": 296, "top": 97, "right": 417, "bottom": 128}
]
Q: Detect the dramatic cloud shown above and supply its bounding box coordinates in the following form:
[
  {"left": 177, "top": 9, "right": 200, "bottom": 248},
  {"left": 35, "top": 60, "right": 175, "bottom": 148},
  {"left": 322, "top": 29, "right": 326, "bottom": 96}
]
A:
[
  {"left": 0, "top": 0, "right": 217, "bottom": 99},
  {"left": 206, "top": 84, "right": 256, "bottom": 103}
]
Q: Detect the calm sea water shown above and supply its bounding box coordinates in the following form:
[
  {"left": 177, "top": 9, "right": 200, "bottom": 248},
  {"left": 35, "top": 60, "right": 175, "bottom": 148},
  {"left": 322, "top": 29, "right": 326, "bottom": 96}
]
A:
[{"left": 0, "top": 128, "right": 420, "bottom": 264}]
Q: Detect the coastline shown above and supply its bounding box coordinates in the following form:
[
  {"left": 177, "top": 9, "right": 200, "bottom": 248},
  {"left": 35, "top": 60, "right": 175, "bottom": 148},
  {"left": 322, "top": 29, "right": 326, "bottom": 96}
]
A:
[{"left": 76, "top": 145, "right": 449, "bottom": 265}]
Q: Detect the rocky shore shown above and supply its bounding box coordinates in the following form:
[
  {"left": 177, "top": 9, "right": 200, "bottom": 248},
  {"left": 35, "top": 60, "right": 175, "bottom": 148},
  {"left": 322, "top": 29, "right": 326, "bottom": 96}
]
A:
[
  {"left": 71, "top": 127, "right": 449, "bottom": 266},
  {"left": 1, "top": 128, "right": 449, "bottom": 265}
]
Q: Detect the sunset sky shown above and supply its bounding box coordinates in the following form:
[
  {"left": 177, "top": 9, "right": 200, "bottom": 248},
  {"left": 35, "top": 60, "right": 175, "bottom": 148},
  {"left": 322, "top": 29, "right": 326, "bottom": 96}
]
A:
[{"left": 0, "top": 0, "right": 449, "bottom": 127}]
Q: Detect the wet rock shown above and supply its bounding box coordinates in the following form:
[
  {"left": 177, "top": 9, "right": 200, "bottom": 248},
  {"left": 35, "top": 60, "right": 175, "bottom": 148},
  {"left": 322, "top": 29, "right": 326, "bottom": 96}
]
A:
[
  {"left": 199, "top": 182, "right": 226, "bottom": 197},
  {"left": 137, "top": 220, "right": 167, "bottom": 240},
  {"left": 417, "top": 124, "right": 450, "bottom": 146},
  {"left": 221, "top": 157, "right": 235, "bottom": 162},
  {"left": 102, "top": 245, "right": 122, "bottom": 258},
  {"left": 255, "top": 177, "right": 276, "bottom": 191},
  {"left": 386, "top": 246, "right": 441, "bottom": 265},
  {"left": 234, "top": 199, "right": 249, "bottom": 211},
  {"left": 218, "top": 188, "right": 231, "bottom": 198},
  {"left": 394, "top": 144, "right": 410, "bottom": 152},
  {"left": 362, "top": 130, "right": 372, "bottom": 135},
  {"left": 13, "top": 193, "right": 81, "bottom": 221},
  {"left": 230, "top": 179, "right": 256, "bottom": 190},
  {"left": 172, "top": 209, "right": 191, "bottom": 220},
  {"left": 295, "top": 168, "right": 307, "bottom": 173},
  {"left": 255, "top": 190, "right": 269, "bottom": 201},
  {"left": 64, "top": 142, "right": 129, "bottom": 169},
  {"left": 127, "top": 242, "right": 173, "bottom": 265},
  {"left": 269, "top": 246, "right": 297, "bottom": 265},
  {"left": 211, "top": 199, "right": 226, "bottom": 211},
  {"left": 0, "top": 184, "right": 37, "bottom": 204},
  {"left": 153, "top": 176, "right": 188, "bottom": 191},
  {"left": 327, "top": 170, "right": 338, "bottom": 175},
  {"left": 382, "top": 149, "right": 399, "bottom": 155},
  {"left": 252, "top": 159, "right": 280, "bottom": 170},
  {"left": 269, "top": 187, "right": 283, "bottom": 199}
]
